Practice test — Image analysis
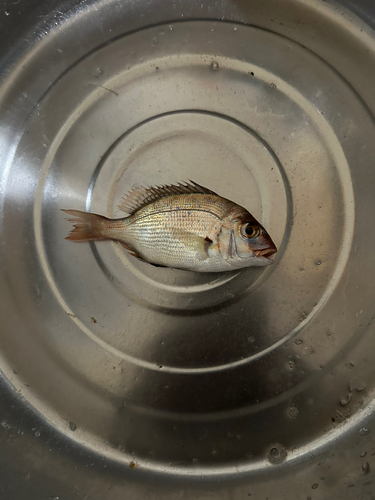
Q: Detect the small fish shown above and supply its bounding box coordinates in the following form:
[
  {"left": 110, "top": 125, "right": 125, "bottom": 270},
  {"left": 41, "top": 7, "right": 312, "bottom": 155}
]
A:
[{"left": 62, "top": 181, "right": 277, "bottom": 272}]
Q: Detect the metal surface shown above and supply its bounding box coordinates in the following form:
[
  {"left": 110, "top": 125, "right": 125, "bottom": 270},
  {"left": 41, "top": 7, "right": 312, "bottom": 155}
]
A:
[{"left": 0, "top": 0, "right": 375, "bottom": 498}]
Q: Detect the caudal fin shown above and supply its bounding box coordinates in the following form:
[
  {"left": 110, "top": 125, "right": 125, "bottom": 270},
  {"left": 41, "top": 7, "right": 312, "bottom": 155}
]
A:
[{"left": 62, "top": 209, "right": 109, "bottom": 241}]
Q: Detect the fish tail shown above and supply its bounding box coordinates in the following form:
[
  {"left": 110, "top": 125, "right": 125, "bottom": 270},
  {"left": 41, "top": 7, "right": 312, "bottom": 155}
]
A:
[{"left": 62, "top": 209, "right": 110, "bottom": 241}]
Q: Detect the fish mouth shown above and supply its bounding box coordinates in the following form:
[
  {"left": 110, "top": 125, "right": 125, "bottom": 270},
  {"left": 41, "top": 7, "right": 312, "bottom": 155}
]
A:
[{"left": 255, "top": 247, "right": 277, "bottom": 261}]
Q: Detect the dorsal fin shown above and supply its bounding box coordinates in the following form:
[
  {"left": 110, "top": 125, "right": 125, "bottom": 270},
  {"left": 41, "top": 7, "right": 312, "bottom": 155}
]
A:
[{"left": 117, "top": 180, "right": 218, "bottom": 214}]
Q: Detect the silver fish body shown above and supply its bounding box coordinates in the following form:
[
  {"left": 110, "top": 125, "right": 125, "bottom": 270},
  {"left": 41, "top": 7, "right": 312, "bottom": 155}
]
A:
[{"left": 63, "top": 182, "right": 277, "bottom": 272}]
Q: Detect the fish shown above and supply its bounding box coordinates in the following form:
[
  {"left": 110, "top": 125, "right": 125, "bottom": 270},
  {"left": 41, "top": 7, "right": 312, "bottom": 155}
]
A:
[{"left": 62, "top": 181, "right": 277, "bottom": 272}]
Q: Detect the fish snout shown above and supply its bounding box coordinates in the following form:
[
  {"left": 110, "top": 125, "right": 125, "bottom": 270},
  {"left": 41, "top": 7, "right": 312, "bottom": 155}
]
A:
[{"left": 255, "top": 246, "right": 277, "bottom": 258}]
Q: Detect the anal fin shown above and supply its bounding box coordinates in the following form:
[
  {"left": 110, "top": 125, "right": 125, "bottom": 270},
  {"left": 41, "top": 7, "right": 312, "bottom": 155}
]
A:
[{"left": 118, "top": 241, "right": 146, "bottom": 261}]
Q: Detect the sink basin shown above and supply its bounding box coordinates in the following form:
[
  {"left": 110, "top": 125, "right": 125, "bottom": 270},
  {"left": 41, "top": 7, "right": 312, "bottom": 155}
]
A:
[{"left": 0, "top": 0, "right": 375, "bottom": 498}]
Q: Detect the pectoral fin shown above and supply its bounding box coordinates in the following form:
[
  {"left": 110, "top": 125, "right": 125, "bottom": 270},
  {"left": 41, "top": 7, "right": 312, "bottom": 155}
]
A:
[{"left": 171, "top": 230, "right": 213, "bottom": 261}]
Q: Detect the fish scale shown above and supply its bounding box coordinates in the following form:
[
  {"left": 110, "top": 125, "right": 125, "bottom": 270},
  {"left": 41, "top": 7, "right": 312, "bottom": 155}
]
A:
[
  {"left": 63, "top": 181, "right": 277, "bottom": 272},
  {"left": 117, "top": 210, "right": 220, "bottom": 269}
]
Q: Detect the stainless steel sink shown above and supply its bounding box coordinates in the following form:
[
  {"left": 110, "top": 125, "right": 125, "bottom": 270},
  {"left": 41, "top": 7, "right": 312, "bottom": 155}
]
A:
[{"left": 1, "top": 0, "right": 375, "bottom": 498}]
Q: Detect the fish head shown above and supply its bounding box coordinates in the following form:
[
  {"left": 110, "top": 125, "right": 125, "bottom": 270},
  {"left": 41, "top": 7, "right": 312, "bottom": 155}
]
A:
[{"left": 219, "top": 210, "right": 277, "bottom": 268}]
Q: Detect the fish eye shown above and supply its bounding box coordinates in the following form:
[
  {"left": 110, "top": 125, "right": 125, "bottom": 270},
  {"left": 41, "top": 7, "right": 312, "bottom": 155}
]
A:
[{"left": 241, "top": 222, "right": 260, "bottom": 239}]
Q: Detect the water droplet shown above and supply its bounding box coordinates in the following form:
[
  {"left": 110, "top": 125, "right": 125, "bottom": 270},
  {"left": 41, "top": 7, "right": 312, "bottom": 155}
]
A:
[
  {"left": 5, "top": 9, "right": 10, "bottom": 15},
  {"left": 349, "top": 378, "right": 367, "bottom": 392},
  {"left": 270, "top": 83, "right": 277, "bottom": 89},
  {"left": 1, "top": 421, "right": 10, "bottom": 429},
  {"left": 360, "top": 451, "right": 367, "bottom": 458},
  {"left": 315, "top": 259, "right": 322, "bottom": 266},
  {"left": 312, "top": 483, "right": 319, "bottom": 489},
  {"left": 288, "top": 360, "right": 295, "bottom": 370},
  {"left": 69, "top": 421, "right": 77, "bottom": 431},
  {"left": 34, "top": 431, "right": 41, "bottom": 437},
  {"left": 359, "top": 427, "right": 369, "bottom": 436},
  {"left": 267, "top": 444, "right": 287, "bottom": 464},
  {"left": 211, "top": 61, "right": 219, "bottom": 71},
  {"left": 233, "top": 26, "right": 238, "bottom": 31},
  {"left": 57, "top": 48, "right": 63, "bottom": 53},
  {"left": 362, "top": 461, "right": 370, "bottom": 474},
  {"left": 96, "top": 67, "right": 103, "bottom": 75},
  {"left": 288, "top": 406, "right": 299, "bottom": 419},
  {"left": 294, "top": 339, "right": 302, "bottom": 345},
  {"left": 340, "top": 393, "right": 352, "bottom": 406}
]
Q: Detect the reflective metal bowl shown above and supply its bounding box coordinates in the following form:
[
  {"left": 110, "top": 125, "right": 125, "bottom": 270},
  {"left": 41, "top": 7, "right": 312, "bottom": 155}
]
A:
[{"left": 1, "top": 0, "right": 375, "bottom": 498}]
